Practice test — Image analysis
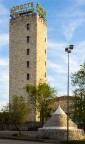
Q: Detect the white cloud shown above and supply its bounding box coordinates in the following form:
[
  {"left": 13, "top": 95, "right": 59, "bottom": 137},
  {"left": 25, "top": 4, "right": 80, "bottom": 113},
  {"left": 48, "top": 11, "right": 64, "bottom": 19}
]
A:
[
  {"left": 48, "top": 60, "right": 66, "bottom": 74},
  {"left": 0, "top": 58, "right": 9, "bottom": 66},
  {"left": 47, "top": 76, "right": 56, "bottom": 88},
  {"left": 47, "top": 39, "right": 85, "bottom": 97},
  {"left": 47, "top": 75, "right": 73, "bottom": 96},
  {"left": 69, "top": 57, "right": 80, "bottom": 73},
  {"left": 76, "top": 41, "right": 85, "bottom": 53},
  {"left": 0, "top": 58, "right": 9, "bottom": 107},
  {"left": 72, "top": 11, "right": 85, "bottom": 16},
  {"left": 47, "top": 40, "right": 83, "bottom": 74},
  {"left": 48, "top": 41, "right": 67, "bottom": 50},
  {"left": 75, "top": 0, "right": 85, "bottom": 5},
  {"left": 0, "top": 2, "right": 9, "bottom": 15},
  {"left": 63, "top": 54, "right": 80, "bottom": 72},
  {"left": 0, "top": 102, "right": 8, "bottom": 111},
  {"left": 48, "top": 27, "right": 55, "bottom": 32},
  {"left": 72, "top": 41, "right": 85, "bottom": 65},
  {"left": 62, "top": 20, "right": 83, "bottom": 42},
  {"left": 56, "top": 10, "right": 85, "bottom": 17},
  {"left": 0, "top": 1, "right": 9, "bottom": 107},
  {"left": 48, "top": 40, "right": 68, "bottom": 57},
  {"left": 47, "top": 75, "right": 54, "bottom": 82},
  {"left": 0, "top": 18, "right": 9, "bottom": 26},
  {"left": 0, "top": 34, "right": 9, "bottom": 47},
  {"left": 0, "top": 2, "right": 9, "bottom": 34},
  {"left": 55, "top": 8, "right": 85, "bottom": 42}
]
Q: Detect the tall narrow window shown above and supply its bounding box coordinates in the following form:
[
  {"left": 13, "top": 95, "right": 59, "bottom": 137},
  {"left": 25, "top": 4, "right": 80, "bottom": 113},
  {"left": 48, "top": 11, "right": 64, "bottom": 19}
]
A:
[
  {"left": 27, "top": 49, "right": 29, "bottom": 55},
  {"left": 27, "top": 73, "right": 29, "bottom": 80},
  {"left": 45, "top": 61, "right": 46, "bottom": 66},
  {"left": 27, "top": 36, "right": 29, "bottom": 43},
  {"left": 27, "top": 61, "right": 29, "bottom": 68},
  {"left": 45, "top": 72, "right": 46, "bottom": 77},
  {"left": 45, "top": 38, "right": 46, "bottom": 42},
  {"left": 45, "top": 49, "right": 46, "bottom": 54},
  {"left": 27, "top": 24, "right": 29, "bottom": 30}
]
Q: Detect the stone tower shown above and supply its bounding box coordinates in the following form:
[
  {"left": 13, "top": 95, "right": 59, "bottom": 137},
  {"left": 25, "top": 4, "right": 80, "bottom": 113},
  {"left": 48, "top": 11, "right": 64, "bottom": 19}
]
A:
[{"left": 9, "top": 5, "right": 47, "bottom": 121}]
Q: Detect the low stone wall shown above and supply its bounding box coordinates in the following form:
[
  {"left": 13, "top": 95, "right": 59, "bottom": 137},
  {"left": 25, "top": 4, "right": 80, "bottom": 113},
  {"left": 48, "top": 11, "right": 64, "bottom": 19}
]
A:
[{"left": 37, "top": 128, "right": 85, "bottom": 140}]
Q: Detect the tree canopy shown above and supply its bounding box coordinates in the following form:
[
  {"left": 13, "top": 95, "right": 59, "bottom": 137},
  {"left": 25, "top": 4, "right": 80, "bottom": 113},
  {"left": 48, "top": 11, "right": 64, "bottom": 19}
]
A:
[
  {"left": 71, "top": 62, "right": 85, "bottom": 131},
  {"left": 25, "top": 83, "right": 57, "bottom": 125},
  {"left": 9, "top": 95, "right": 30, "bottom": 134},
  {"left": 0, "top": 105, "right": 10, "bottom": 130},
  {"left": 71, "top": 61, "right": 85, "bottom": 88}
]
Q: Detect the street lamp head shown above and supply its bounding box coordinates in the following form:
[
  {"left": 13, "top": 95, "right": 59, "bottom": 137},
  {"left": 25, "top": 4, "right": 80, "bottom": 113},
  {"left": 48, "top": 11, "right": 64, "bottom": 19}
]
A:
[
  {"left": 65, "top": 48, "right": 71, "bottom": 53},
  {"left": 68, "top": 49, "right": 71, "bottom": 53},
  {"left": 65, "top": 48, "right": 68, "bottom": 52},
  {"left": 65, "top": 45, "right": 74, "bottom": 53},
  {"left": 69, "top": 45, "right": 74, "bottom": 50}
]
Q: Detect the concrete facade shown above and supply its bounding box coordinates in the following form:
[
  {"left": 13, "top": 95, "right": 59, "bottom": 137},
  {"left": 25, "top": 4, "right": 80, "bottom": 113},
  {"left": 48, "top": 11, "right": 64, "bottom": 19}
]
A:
[{"left": 9, "top": 13, "right": 47, "bottom": 121}]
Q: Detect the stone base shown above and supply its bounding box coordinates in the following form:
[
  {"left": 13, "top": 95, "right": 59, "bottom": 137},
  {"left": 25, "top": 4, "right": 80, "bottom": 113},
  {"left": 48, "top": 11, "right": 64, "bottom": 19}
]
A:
[{"left": 37, "top": 128, "right": 85, "bottom": 140}]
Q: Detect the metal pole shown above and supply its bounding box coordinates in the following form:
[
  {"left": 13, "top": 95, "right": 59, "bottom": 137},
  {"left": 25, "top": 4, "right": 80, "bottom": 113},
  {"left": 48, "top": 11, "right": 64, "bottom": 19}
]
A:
[
  {"left": 65, "top": 45, "right": 74, "bottom": 142},
  {"left": 67, "top": 52, "right": 69, "bottom": 142}
]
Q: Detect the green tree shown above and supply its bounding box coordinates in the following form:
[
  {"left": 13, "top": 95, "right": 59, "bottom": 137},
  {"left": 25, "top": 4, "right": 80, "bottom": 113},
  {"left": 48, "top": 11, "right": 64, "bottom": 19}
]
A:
[
  {"left": 25, "top": 83, "right": 57, "bottom": 125},
  {"left": 0, "top": 112, "right": 4, "bottom": 130},
  {"left": 71, "top": 62, "right": 85, "bottom": 130},
  {"left": 9, "top": 95, "right": 30, "bottom": 135},
  {"left": 71, "top": 61, "right": 85, "bottom": 88},
  {"left": 0, "top": 106, "right": 9, "bottom": 130}
]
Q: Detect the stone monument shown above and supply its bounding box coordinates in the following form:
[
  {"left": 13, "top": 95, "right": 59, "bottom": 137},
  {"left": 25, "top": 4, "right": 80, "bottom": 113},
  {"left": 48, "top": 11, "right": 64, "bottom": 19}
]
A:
[{"left": 38, "top": 105, "right": 85, "bottom": 140}]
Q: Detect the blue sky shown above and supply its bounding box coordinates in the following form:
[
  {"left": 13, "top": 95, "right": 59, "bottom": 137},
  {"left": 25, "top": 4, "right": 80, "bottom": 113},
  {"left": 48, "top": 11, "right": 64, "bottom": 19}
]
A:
[{"left": 0, "top": 0, "right": 85, "bottom": 109}]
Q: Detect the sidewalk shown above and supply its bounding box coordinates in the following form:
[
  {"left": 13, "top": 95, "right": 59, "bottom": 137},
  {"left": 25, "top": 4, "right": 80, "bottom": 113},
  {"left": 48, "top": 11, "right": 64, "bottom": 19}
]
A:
[{"left": 0, "top": 131, "right": 63, "bottom": 143}]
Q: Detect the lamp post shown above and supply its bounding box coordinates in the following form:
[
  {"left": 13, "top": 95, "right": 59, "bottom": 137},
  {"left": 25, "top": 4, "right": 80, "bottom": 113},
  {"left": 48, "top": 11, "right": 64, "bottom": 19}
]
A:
[{"left": 65, "top": 45, "right": 74, "bottom": 142}]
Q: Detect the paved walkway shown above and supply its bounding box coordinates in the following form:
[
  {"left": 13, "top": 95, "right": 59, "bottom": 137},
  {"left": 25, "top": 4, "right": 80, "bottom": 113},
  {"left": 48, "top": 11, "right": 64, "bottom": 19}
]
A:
[
  {"left": 0, "top": 139, "right": 61, "bottom": 144},
  {"left": 0, "top": 131, "right": 63, "bottom": 144}
]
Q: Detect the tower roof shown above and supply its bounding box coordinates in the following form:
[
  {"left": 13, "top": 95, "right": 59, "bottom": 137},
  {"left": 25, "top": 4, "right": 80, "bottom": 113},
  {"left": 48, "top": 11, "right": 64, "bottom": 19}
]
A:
[
  {"left": 43, "top": 105, "right": 77, "bottom": 128},
  {"left": 53, "top": 105, "right": 65, "bottom": 115}
]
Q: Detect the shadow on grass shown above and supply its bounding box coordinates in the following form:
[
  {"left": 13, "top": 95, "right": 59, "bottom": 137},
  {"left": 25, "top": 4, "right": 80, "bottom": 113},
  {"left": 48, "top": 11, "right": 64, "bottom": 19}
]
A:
[
  {"left": 12, "top": 133, "right": 24, "bottom": 137},
  {"left": 62, "top": 140, "right": 85, "bottom": 144}
]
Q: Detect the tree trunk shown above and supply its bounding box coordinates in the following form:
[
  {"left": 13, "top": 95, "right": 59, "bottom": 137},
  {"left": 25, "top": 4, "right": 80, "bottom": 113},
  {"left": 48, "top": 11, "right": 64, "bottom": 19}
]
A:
[
  {"left": 40, "top": 110, "right": 44, "bottom": 126},
  {"left": 13, "top": 121, "right": 21, "bottom": 136}
]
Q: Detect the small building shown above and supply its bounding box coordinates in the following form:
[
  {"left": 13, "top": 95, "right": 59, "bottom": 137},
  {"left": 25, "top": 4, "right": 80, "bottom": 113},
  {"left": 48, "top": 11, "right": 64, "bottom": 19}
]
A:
[{"left": 38, "top": 105, "right": 85, "bottom": 140}]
